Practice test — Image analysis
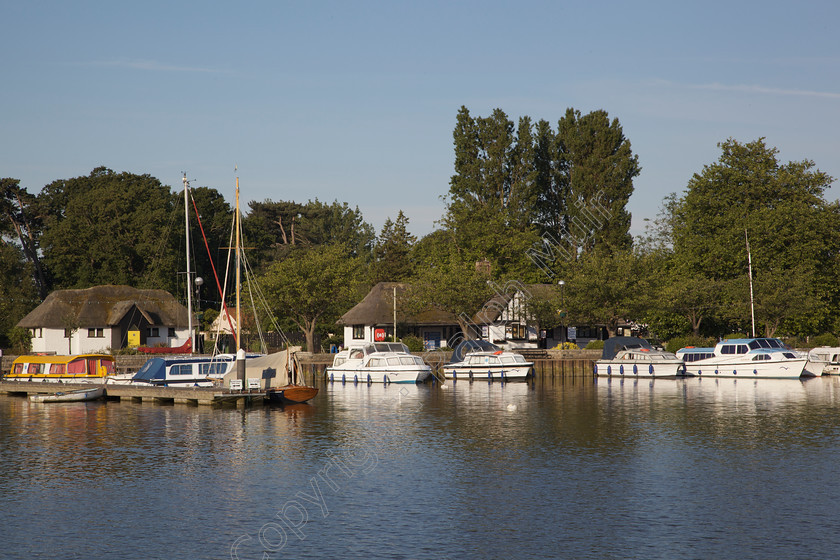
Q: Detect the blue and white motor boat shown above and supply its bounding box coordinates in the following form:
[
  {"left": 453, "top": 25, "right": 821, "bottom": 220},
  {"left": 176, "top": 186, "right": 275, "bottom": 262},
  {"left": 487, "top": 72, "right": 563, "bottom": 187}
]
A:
[
  {"left": 326, "top": 342, "right": 432, "bottom": 384},
  {"left": 676, "top": 337, "right": 808, "bottom": 379},
  {"left": 109, "top": 355, "right": 240, "bottom": 387},
  {"left": 442, "top": 340, "right": 533, "bottom": 381}
]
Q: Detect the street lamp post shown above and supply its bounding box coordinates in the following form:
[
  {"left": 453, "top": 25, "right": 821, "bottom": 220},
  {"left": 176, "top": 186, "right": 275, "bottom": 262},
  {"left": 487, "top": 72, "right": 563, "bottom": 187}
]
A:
[{"left": 558, "top": 280, "right": 566, "bottom": 343}]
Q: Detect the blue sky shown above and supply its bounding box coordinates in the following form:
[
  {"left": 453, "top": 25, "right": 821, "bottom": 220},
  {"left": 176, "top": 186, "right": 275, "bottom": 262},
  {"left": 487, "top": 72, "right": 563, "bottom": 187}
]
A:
[{"left": 3, "top": 1, "right": 838, "bottom": 239}]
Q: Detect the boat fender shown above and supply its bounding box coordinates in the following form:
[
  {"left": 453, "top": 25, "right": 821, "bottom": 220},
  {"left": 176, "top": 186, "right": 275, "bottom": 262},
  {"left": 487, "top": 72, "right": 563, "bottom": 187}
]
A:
[
  {"left": 733, "top": 369, "right": 737, "bottom": 375},
  {"left": 753, "top": 369, "right": 758, "bottom": 375},
  {"left": 633, "top": 364, "right": 638, "bottom": 375},
  {"left": 342, "top": 374, "right": 346, "bottom": 384},
  {"left": 619, "top": 365, "right": 624, "bottom": 375},
  {"left": 593, "top": 364, "right": 598, "bottom": 375},
  {"left": 648, "top": 364, "right": 653, "bottom": 375},
  {"left": 488, "top": 370, "right": 493, "bottom": 380},
  {"left": 501, "top": 371, "right": 506, "bottom": 381},
  {"left": 330, "top": 373, "right": 334, "bottom": 383},
  {"left": 469, "top": 371, "right": 473, "bottom": 381},
  {"left": 383, "top": 375, "right": 389, "bottom": 384},
  {"left": 354, "top": 374, "right": 358, "bottom": 384},
  {"left": 367, "top": 374, "right": 372, "bottom": 384},
  {"left": 607, "top": 365, "right": 612, "bottom": 375}
]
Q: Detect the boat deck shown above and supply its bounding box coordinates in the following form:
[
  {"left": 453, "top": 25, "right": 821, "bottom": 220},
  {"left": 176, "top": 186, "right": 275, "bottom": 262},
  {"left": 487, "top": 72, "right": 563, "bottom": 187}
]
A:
[{"left": 0, "top": 380, "right": 268, "bottom": 406}]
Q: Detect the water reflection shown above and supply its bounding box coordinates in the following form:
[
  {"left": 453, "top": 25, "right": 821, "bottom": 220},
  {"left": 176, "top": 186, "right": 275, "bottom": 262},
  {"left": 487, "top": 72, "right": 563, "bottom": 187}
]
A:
[{"left": 5, "top": 375, "right": 840, "bottom": 559}]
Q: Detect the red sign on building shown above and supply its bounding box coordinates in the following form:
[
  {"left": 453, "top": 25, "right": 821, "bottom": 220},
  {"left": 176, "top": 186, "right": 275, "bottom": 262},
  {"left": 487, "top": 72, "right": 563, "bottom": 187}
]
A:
[{"left": 374, "top": 328, "right": 386, "bottom": 342}]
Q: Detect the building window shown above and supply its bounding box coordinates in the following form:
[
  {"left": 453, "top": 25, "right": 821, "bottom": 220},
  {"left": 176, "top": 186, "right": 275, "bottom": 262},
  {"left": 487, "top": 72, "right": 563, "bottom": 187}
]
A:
[
  {"left": 352, "top": 325, "right": 365, "bottom": 339},
  {"left": 64, "top": 328, "right": 73, "bottom": 338},
  {"left": 147, "top": 327, "right": 160, "bottom": 337},
  {"left": 168, "top": 328, "right": 176, "bottom": 337},
  {"left": 87, "top": 328, "right": 104, "bottom": 338},
  {"left": 30, "top": 328, "right": 42, "bottom": 338}
]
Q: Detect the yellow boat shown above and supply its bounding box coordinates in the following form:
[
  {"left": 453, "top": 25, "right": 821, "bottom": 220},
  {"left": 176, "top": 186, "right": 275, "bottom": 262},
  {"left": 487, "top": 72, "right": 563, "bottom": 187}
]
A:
[{"left": 6, "top": 354, "right": 116, "bottom": 384}]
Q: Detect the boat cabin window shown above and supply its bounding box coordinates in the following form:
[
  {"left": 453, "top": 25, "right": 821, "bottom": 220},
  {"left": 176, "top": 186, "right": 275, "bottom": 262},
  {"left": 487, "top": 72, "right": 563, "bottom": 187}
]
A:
[
  {"left": 386, "top": 357, "right": 400, "bottom": 366},
  {"left": 27, "top": 363, "right": 44, "bottom": 375},
  {"left": 350, "top": 350, "right": 364, "bottom": 359},
  {"left": 721, "top": 345, "right": 748, "bottom": 355},
  {"left": 12, "top": 363, "right": 23, "bottom": 374},
  {"left": 67, "top": 360, "right": 87, "bottom": 374},
  {"left": 333, "top": 357, "right": 346, "bottom": 366},
  {"left": 501, "top": 356, "right": 514, "bottom": 363},
  {"left": 200, "top": 363, "right": 227, "bottom": 376},
  {"left": 752, "top": 354, "right": 770, "bottom": 361},
  {"left": 783, "top": 352, "right": 797, "bottom": 359},
  {"left": 170, "top": 364, "right": 193, "bottom": 376},
  {"left": 399, "top": 357, "right": 415, "bottom": 366},
  {"left": 50, "top": 363, "right": 66, "bottom": 374},
  {"left": 369, "top": 358, "right": 384, "bottom": 367}
]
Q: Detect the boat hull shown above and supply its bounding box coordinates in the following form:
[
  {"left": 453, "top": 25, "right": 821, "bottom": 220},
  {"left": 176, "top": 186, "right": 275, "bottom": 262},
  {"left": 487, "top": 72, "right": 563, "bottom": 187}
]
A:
[
  {"left": 266, "top": 385, "right": 318, "bottom": 404},
  {"left": 326, "top": 368, "right": 432, "bottom": 384},
  {"left": 594, "top": 361, "right": 685, "bottom": 378},
  {"left": 442, "top": 364, "right": 532, "bottom": 380},
  {"left": 682, "top": 359, "right": 808, "bottom": 379},
  {"left": 29, "top": 387, "right": 105, "bottom": 403}
]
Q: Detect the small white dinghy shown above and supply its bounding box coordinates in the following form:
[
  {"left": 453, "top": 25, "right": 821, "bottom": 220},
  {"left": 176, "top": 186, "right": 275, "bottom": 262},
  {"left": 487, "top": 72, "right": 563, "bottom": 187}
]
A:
[{"left": 29, "top": 387, "right": 105, "bottom": 403}]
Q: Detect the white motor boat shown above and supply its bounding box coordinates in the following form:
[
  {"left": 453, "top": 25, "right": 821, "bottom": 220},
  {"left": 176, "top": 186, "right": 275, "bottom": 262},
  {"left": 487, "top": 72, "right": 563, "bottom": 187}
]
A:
[
  {"left": 326, "top": 342, "right": 433, "bottom": 384},
  {"left": 442, "top": 340, "right": 533, "bottom": 381},
  {"left": 676, "top": 337, "right": 808, "bottom": 379},
  {"left": 803, "top": 346, "right": 840, "bottom": 376},
  {"left": 594, "top": 336, "right": 685, "bottom": 378}
]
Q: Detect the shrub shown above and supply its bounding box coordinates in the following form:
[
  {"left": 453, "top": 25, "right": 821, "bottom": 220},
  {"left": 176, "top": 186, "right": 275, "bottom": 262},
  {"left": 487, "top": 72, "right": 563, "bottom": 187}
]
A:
[
  {"left": 552, "top": 341, "right": 580, "bottom": 350},
  {"left": 585, "top": 340, "right": 604, "bottom": 350},
  {"left": 402, "top": 335, "right": 425, "bottom": 352},
  {"left": 811, "top": 333, "right": 839, "bottom": 347},
  {"left": 665, "top": 335, "right": 716, "bottom": 354}
]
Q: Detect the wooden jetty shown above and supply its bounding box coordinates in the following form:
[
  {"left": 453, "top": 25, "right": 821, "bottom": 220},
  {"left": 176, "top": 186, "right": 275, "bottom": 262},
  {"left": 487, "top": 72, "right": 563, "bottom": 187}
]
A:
[{"left": 0, "top": 380, "right": 268, "bottom": 407}]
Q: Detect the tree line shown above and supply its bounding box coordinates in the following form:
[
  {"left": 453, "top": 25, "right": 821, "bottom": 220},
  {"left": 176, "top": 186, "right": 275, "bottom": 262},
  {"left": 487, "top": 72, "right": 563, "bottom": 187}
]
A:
[{"left": 2, "top": 107, "right": 837, "bottom": 352}]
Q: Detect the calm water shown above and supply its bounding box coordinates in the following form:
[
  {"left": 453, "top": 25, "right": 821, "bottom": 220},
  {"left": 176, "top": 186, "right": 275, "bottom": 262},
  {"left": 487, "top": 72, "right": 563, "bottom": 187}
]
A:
[{"left": 3, "top": 375, "right": 840, "bottom": 559}]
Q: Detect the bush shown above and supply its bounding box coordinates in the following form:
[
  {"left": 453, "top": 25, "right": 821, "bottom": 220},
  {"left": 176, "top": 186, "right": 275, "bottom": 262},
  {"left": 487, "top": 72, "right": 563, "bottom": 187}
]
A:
[
  {"left": 402, "top": 335, "right": 425, "bottom": 352},
  {"left": 665, "top": 335, "right": 716, "bottom": 354},
  {"left": 723, "top": 333, "right": 748, "bottom": 340},
  {"left": 811, "top": 333, "right": 839, "bottom": 347},
  {"left": 552, "top": 341, "right": 580, "bottom": 350},
  {"left": 585, "top": 340, "right": 604, "bottom": 350}
]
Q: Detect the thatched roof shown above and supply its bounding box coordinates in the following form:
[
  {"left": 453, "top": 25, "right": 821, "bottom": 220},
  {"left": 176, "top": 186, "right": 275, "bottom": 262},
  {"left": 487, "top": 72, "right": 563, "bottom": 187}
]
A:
[
  {"left": 339, "top": 282, "right": 456, "bottom": 326},
  {"left": 17, "top": 285, "right": 191, "bottom": 329}
]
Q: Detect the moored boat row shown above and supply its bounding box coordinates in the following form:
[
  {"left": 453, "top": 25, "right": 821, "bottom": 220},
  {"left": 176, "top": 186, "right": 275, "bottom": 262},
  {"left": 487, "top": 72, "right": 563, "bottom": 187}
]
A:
[{"left": 595, "top": 336, "right": 812, "bottom": 380}]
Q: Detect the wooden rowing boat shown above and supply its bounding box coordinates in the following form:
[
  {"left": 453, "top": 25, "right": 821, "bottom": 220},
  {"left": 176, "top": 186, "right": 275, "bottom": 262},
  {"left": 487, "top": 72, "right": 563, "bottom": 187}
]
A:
[
  {"left": 265, "top": 385, "right": 318, "bottom": 404},
  {"left": 29, "top": 387, "right": 106, "bottom": 403}
]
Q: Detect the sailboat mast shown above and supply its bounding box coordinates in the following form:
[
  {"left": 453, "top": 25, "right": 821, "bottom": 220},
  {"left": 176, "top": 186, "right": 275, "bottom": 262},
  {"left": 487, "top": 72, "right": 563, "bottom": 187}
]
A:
[
  {"left": 746, "top": 229, "right": 756, "bottom": 338},
  {"left": 235, "top": 176, "right": 242, "bottom": 352},
  {"left": 183, "top": 173, "right": 193, "bottom": 355}
]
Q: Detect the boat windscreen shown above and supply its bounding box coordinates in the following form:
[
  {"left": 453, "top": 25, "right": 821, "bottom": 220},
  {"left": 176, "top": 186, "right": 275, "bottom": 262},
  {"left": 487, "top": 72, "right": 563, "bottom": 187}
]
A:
[{"left": 448, "top": 340, "right": 500, "bottom": 364}]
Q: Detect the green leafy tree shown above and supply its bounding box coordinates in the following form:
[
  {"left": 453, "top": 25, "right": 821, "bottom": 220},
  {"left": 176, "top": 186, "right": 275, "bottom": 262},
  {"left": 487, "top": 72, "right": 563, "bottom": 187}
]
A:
[
  {"left": 258, "top": 244, "right": 365, "bottom": 353},
  {"left": 38, "top": 167, "right": 180, "bottom": 291},
  {"left": 0, "top": 242, "right": 38, "bottom": 348},
  {"left": 566, "top": 249, "right": 647, "bottom": 337},
  {"left": 670, "top": 138, "right": 838, "bottom": 336},
  {"left": 404, "top": 256, "right": 494, "bottom": 339},
  {"left": 1, "top": 178, "right": 48, "bottom": 297},
  {"left": 556, "top": 108, "right": 640, "bottom": 252},
  {"left": 371, "top": 210, "right": 416, "bottom": 283},
  {"left": 244, "top": 198, "right": 375, "bottom": 267}
]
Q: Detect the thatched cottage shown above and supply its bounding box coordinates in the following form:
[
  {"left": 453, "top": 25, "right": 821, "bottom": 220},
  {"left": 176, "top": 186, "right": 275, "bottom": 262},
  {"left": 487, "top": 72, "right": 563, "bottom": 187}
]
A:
[{"left": 17, "top": 285, "right": 193, "bottom": 354}]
